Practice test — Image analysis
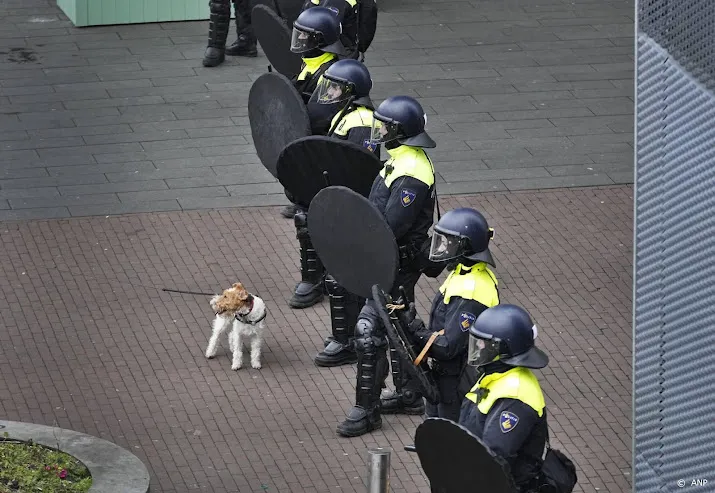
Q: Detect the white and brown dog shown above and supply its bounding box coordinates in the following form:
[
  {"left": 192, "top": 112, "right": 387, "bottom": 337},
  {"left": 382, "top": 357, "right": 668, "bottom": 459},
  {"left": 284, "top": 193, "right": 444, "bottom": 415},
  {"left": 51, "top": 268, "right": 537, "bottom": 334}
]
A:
[{"left": 206, "top": 282, "right": 266, "bottom": 370}]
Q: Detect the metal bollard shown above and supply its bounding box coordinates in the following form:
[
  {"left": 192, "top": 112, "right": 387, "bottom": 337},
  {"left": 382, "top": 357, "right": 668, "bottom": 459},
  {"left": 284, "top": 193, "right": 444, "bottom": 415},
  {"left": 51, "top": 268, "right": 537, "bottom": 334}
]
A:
[{"left": 366, "top": 447, "right": 391, "bottom": 493}]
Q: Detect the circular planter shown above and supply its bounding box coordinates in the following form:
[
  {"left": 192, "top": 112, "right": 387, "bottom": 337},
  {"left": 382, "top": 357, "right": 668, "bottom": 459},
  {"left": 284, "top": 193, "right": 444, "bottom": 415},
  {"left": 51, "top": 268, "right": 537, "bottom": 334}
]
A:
[{"left": 0, "top": 421, "right": 150, "bottom": 493}]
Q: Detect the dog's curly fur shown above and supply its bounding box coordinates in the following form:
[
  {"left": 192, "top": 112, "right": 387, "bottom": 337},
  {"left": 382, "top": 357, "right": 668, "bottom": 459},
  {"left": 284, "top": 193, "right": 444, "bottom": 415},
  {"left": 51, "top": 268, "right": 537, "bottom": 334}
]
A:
[{"left": 205, "top": 282, "right": 266, "bottom": 370}]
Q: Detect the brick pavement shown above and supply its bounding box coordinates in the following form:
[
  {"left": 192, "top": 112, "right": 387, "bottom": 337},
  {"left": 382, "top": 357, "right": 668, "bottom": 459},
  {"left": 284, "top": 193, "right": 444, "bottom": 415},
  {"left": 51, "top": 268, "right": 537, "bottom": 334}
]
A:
[
  {"left": 0, "top": 186, "right": 633, "bottom": 492},
  {"left": 1, "top": 0, "right": 633, "bottom": 220}
]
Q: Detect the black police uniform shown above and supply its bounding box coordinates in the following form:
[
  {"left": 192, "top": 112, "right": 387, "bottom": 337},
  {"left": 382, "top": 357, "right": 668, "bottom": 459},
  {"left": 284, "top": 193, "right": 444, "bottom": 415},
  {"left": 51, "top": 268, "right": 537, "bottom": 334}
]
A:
[
  {"left": 288, "top": 54, "right": 339, "bottom": 308},
  {"left": 329, "top": 105, "right": 379, "bottom": 156},
  {"left": 459, "top": 363, "right": 549, "bottom": 491},
  {"left": 404, "top": 262, "right": 499, "bottom": 421},
  {"left": 338, "top": 143, "right": 436, "bottom": 436},
  {"left": 204, "top": 0, "right": 255, "bottom": 64},
  {"left": 316, "top": 103, "right": 379, "bottom": 366}
]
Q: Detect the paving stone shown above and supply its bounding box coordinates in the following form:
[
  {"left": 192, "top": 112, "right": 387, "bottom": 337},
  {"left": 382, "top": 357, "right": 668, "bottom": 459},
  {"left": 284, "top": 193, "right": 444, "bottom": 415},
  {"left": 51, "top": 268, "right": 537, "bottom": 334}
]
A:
[
  {"left": 0, "top": 173, "right": 107, "bottom": 190},
  {"left": 46, "top": 161, "right": 156, "bottom": 177},
  {"left": 58, "top": 180, "right": 168, "bottom": 195},
  {"left": 116, "top": 187, "right": 229, "bottom": 202},
  {"left": 106, "top": 167, "right": 211, "bottom": 183},
  {"left": 441, "top": 167, "right": 551, "bottom": 183},
  {"left": 502, "top": 174, "right": 615, "bottom": 190},
  {"left": 9, "top": 193, "right": 119, "bottom": 209},
  {"left": 67, "top": 200, "right": 182, "bottom": 217},
  {"left": 177, "top": 194, "right": 290, "bottom": 210}
]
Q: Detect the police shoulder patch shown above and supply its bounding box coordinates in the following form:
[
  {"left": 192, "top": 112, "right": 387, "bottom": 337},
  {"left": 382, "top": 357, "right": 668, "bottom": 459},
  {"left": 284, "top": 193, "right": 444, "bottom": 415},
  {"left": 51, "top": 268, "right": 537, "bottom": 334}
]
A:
[
  {"left": 458, "top": 312, "right": 476, "bottom": 331},
  {"left": 500, "top": 411, "right": 519, "bottom": 433},
  {"left": 363, "top": 139, "right": 376, "bottom": 152},
  {"left": 400, "top": 188, "right": 416, "bottom": 207}
]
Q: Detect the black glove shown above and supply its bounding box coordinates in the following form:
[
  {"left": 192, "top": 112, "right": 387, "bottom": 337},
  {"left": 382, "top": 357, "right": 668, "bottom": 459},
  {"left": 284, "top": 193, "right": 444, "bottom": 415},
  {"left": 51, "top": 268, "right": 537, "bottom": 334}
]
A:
[{"left": 398, "top": 302, "right": 426, "bottom": 335}]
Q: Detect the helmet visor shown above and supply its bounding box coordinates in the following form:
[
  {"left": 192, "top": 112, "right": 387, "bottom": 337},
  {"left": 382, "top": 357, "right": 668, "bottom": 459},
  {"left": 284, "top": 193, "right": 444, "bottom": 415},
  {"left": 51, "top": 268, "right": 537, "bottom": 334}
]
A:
[
  {"left": 428, "top": 231, "right": 461, "bottom": 261},
  {"left": 368, "top": 117, "right": 385, "bottom": 147},
  {"left": 467, "top": 336, "right": 501, "bottom": 367},
  {"left": 315, "top": 77, "right": 350, "bottom": 104},
  {"left": 291, "top": 27, "right": 321, "bottom": 53}
]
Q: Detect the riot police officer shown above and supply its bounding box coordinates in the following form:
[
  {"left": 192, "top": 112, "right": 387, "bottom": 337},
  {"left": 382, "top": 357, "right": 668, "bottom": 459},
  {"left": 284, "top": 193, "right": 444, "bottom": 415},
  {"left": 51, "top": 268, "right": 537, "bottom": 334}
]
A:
[
  {"left": 313, "top": 59, "right": 379, "bottom": 151},
  {"left": 280, "top": 6, "right": 347, "bottom": 221},
  {"left": 337, "top": 95, "right": 437, "bottom": 437},
  {"left": 203, "top": 0, "right": 257, "bottom": 68},
  {"left": 312, "top": 59, "right": 379, "bottom": 366},
  {"left": 290, "top": 7, "right": 346, "bottom": 103},
  {"left": 459, "top": 304, "right": 550, "bottom": 492},
  {"left": 300, "top": 0, "right": 359, "bottom": 59},
  {"left": 397, "top": 208, "right": 500, "bottom": 421}
]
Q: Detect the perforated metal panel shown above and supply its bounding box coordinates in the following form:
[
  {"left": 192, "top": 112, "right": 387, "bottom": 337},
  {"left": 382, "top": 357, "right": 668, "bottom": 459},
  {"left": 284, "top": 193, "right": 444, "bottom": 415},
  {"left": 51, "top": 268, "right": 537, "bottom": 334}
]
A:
[
  {"left": 639, "top": 0, "right": 715, "bottom": 91},
  {"left": 634, "top": 0, "right": 715, "bottom": 490}
]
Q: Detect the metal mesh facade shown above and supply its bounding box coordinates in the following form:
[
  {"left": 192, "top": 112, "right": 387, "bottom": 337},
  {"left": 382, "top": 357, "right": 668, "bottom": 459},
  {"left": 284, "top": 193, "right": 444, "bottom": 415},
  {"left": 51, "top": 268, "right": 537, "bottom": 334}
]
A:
[{"left": 634, "top": 0, "right": 715, "bottom": 490}]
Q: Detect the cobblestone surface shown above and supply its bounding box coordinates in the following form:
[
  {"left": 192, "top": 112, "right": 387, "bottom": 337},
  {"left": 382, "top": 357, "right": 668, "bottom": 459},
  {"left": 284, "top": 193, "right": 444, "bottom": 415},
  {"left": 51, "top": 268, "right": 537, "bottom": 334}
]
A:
[{"left": 0, "top": 186, "right": 633, "bottom": 492}]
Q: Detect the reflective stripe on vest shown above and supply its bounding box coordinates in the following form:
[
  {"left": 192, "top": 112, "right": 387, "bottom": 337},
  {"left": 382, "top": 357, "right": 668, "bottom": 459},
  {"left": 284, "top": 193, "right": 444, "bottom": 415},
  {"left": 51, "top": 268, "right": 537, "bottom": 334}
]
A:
[
  {"left": 298, "top": 53, "right": 336, "bottom": 81},
  {"left": 331, "top": 106, "right": 373, "bottom": 136},
  {"left": 379, "top": 145, "right": 435, "bottom": 188},
  {"left": 466, "top": 367, "right": 545, "bottom": 417},
  {"left": 439, "top": 263, "right": 499, "bottom": 307}
]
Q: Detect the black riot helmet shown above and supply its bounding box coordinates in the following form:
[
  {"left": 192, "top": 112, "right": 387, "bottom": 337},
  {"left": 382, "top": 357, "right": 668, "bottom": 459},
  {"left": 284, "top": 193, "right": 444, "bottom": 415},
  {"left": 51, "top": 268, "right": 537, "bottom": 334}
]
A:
[
  {"left": 369, "top": 95, "right": 436, "bottom": 148},
  {"left": 291, "top": 7, "right": 346, "bottom": 56},
  {"left": 429, "top": 208, "right": 495, "bottom": 266},
  {"left": 467, "top": 305, "right": 549, "bottom": 369},
  {"left": 314, "top": 59, "right": 374, "bottom": 108}
]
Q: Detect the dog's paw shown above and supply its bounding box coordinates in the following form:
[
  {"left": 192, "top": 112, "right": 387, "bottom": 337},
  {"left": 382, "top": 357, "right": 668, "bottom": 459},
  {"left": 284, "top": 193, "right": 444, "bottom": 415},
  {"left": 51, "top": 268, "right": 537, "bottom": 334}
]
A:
[
  {"left": 251, "top": 362, "right": 262, "bottom": 369},
  {"left": 205, "top": 353, "right": 215, "bottom": 359},
  {"left": 231, "top": 364, "right": 242, "bottom": 371}
]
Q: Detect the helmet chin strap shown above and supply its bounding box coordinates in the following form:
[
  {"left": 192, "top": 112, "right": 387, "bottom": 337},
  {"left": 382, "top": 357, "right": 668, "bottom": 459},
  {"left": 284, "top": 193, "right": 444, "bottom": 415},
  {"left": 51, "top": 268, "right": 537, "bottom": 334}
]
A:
[{"left": 326, "top": 95, "right": 356, "bottom": 137}]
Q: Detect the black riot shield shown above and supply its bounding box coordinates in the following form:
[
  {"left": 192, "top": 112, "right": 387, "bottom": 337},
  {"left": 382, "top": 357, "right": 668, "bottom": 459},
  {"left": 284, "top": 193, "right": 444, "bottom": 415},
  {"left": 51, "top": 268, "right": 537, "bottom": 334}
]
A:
[
  {"left": 276, "top": 136, "right": 382, "bottom": 208},
  {"left": 248, "top": 72, "right": 311, "bottom": 178},
  {"left": 252, "top": 4, "right": 303, "bottom": 78},
  {"left": 372, "top": 284, "right": 441, "bottom": 404},
  {"left": 307, "top": 186, "right": 398, "bottom": 299},
  {"left": 415, "top": 418, "right": 519, "bottom": 493}
]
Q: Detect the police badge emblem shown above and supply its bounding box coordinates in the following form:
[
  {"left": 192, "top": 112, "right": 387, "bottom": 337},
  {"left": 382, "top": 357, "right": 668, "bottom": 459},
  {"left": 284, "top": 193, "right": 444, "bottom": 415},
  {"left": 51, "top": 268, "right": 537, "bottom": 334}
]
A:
[
  {"left": 459, "top": 312, "right": 476, "bottom": 331},
  {"left": 500, "top": 411, "right": 519, "bottom": 433},
  {"left": 401, "top": 189, "right": 416, "bottom": 207}
]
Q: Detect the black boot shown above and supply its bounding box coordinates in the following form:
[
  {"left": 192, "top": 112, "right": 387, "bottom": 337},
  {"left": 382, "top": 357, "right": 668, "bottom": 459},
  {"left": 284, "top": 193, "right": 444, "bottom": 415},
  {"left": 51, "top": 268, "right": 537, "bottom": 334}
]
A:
[
  {"left": 203, "top": 0, "right": 231, "bottom": 67},
  {"left": 226, "top": 33, "right": 257, "bottom": 57},
  {"left": 337, "top": 315, "right": 389, "bottom": 437},
  {"left": 380, "top": 346, "right": 425, "bottom": 415},
  {"left": 289, "top": 210, "right": 325, "bottom": 309},
  {"left": 315, "top": 276, "right": 364, "bottom": 367},
  {"left": 280, "top": 204, "right": 298, "bottom": 219},
  {"left": 226, "top": 0, "right": 257, "bottom": 56}
]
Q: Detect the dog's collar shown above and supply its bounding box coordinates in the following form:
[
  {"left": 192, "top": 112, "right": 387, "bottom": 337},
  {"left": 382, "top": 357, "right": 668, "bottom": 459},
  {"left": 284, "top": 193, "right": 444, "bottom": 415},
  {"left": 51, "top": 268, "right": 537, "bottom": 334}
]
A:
[{"left": 235, "top": 294, "right": 266, "bottom": 325}]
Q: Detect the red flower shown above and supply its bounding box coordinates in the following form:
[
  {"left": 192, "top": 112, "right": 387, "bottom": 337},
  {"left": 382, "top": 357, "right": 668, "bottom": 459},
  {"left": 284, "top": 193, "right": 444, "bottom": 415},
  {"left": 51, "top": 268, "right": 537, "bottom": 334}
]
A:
[{"left": 58, "top": 469, "right": 67, "bottom": 479}]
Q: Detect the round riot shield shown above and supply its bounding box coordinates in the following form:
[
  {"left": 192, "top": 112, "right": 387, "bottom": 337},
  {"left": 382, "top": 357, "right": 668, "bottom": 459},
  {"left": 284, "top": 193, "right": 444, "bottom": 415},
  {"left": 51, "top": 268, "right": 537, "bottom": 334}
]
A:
[
  {"left": 307, "top": 186, "right": 398, "bottom": 298},
  {"left": 276, "top": 136, "right": 382, "bottom": 208},
  {"left": 248, "top": 72, "right": 311, "bottom": 178},
  {"left": 415, "top": 418, "right": 518, "bottom": 493},
  {"left": 252, "top": 4, "right": 303, "bottom": 78}
]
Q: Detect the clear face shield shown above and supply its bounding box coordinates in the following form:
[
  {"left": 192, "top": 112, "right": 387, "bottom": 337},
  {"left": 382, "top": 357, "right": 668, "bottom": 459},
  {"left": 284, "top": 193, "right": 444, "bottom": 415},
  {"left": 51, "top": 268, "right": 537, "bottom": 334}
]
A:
[
  {"left": 315, "top": 77, "right": 351, "bottom": 104},
  {"left": 290, "top": 27, "right": 320, "bottom": 53},
  {"left": 428, "top": 231, "right": 462, "bottom": 261},
  {"left": 467, "top": 335, "right": 502, "bottom": 367},
  {"left": 368, "top": 117, "right": 386, "bottom": 147}
]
